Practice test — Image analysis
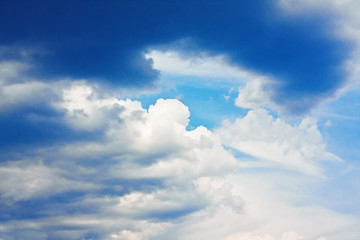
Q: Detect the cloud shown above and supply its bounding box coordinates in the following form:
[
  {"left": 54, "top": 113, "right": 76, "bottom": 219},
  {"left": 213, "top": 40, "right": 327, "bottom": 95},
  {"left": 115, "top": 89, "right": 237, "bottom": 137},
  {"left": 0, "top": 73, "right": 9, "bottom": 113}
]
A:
[
  {"left": 216, "top": 108, "right": 341, "bottom": 176},
  {"left": 0, "top": 81, "right": 48, "bottom": 109},
  {"left": 107, "top": 230, "right": 151, "bottom": 240},
  {"left": 54, "top": 82, "right": 125, "bottom": 131},
  {"left": 2, "top": 169, "right": 358, "bottom": 239},
  {"left": 56, "top": 82, "right": 239, "bottom": 178},
  {"left": 0, "top": 161, "right": 98, "bottom": 202},
  {"left": 281, "top": 232, "right": 304, "bottom": 240},
  {"left": 0, "top": 75, "right": 358, "bottom": 239},
  {"left": 146, "top": 50, "right": 250, "bottom": 82},
  {"left": 172, "top": 171, "right": 359, "bottom": 240},
  {"left": 235, "top": 77, "right": 271, "bottom": 109},
  {"left": 0, "top": 61, "right": 49, "bottom": 110}
]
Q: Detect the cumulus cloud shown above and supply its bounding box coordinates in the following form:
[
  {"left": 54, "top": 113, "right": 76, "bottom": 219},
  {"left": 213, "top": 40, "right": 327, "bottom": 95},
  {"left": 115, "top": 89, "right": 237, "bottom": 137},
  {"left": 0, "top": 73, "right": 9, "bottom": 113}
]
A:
[
  {"left": 216, "top": 108, "right": 341, "bottom": 176},
  {"left": 44, "top": 83, "right": 355, "bottom": 239},
  {"left": 60, "top": 98, "right": 190, "bottom": 157},
  {"left": 57, "top": 84, "right": 237, "bottom": 175},
  {"left": 0, "top": 79, "right": 358, "bottom": 239},
  {"left": 55, "top": 83, "right": 241, "bottom": 219}
]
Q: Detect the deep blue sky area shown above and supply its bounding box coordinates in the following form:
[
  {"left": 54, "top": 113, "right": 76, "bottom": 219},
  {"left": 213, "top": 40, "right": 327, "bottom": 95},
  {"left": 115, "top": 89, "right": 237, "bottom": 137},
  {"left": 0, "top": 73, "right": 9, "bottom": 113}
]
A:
[{"left": 0, "top": 0, "right": 352, "bottom": 113}]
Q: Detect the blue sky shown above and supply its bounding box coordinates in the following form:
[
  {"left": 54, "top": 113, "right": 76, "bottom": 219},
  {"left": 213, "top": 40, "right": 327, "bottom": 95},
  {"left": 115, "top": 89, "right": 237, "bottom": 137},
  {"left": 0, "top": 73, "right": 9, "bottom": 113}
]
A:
[{"left": 0, "top": 0, "right": 360, "bottom": 239}]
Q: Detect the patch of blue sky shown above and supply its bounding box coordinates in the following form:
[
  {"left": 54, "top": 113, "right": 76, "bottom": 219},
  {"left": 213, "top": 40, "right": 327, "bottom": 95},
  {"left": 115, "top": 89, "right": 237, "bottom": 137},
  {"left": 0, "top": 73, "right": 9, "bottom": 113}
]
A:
[
  {"left": 315, "top": 85, "right": 360, "bottom": 163},
  {"left": 304, "top": 85, "right": 360, "bottom": 217},
  {"left": 137, "top": 75, "right": 249, "bottom": 130},
  {"left": 316, "top": 163, "right": 360, "bottom": 216}
]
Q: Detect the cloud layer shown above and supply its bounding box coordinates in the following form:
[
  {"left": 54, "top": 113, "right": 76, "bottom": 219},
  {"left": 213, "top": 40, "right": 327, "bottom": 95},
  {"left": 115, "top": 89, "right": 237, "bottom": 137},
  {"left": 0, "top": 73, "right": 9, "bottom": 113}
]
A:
[{"left": 1, "top": 78, "right": 358, "bottom": 239}]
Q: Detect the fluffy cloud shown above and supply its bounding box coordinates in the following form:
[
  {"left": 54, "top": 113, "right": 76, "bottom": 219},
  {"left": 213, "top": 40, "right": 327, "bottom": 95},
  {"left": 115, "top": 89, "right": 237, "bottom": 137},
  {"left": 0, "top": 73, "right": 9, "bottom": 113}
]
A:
[
  {"left": 216, "top": 108, "right": 341, "bottom": 176},
  {"left": 58, "top": 83, "right": 237, "bottom": 176},
  {"left": 0, "top": 79, "right": 358, "bottom": 239}
]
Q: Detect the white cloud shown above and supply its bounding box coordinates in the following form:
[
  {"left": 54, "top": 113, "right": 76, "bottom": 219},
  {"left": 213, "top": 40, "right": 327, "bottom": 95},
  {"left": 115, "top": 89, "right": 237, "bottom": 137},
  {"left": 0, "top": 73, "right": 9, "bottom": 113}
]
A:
[
  {"left": 2, "top": 169, "right": 359, "bottom": 240},
  {"left": 235, "top": 77, "right": 271, "bottom": 109},
  {"left": 0, "top": 61, "right": 50, "bottom": 109},
  {"left": 164, "top": 171, "right": 360, "bottom": 240},
  {"left": 107, "top": 230, "right": 147, "bottom": 240},
  {"left": 40, "top": 82, "right": 356, "bottom": 240},
  {"left": 0, "top": 78, "right": 358, "bottom": 240},
  {"left": 146, "top": 50, "right": 246, "bottom": 80},
  {"left": 216, "top": 108, "right": 341, "bottom": 176},
  {"left": 60, "top": 97, "right": 190, "bottom": 157},
  {"left": 0, "top": 81, "right": 49, "bottom": 108},
  {"left": 281, "top": 231, "right": 304, "bottom": 240},
  {"left": 145, "top": 49, "right": 272, "bottom": 93},
  {"left": 58, "top": 84, "right": 238, "bottom": 178},
  {"left": 0, "top": 161, "right": 99, "bottom": 202},
  {"left": 54, "top": 82, "right": 126, "bottom": 131},
  {"left": 147, "top": 49, "right": 278, "bottom": 111},
  {"left": 111, "top": 126, "right": 238, "bottom": 179}
]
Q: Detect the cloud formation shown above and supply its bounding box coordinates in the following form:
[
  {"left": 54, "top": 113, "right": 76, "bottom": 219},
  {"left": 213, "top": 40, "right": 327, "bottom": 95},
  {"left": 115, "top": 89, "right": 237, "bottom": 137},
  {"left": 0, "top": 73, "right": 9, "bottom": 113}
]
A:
[
  {"left": 1, "top": 78, "right": 358, "bottom": 239},
  {"left": 216, "top": 108, "right": 341, "bottom": 176}
]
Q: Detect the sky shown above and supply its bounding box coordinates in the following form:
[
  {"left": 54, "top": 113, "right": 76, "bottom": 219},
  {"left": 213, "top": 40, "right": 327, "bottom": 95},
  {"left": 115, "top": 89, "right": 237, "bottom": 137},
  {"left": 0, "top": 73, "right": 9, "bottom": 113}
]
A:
[{"left": 0, "top": 0, "right": 360, "bottom": 239}]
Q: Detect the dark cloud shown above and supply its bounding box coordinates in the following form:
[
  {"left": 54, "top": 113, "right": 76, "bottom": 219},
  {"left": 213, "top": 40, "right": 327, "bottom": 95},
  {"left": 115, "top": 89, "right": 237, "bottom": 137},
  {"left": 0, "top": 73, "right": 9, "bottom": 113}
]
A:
[{"left": 0, "top": 0, "right": 351, "bottom": 112}]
